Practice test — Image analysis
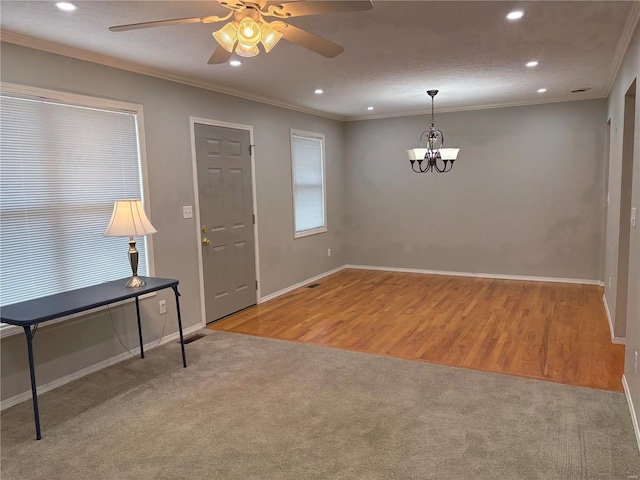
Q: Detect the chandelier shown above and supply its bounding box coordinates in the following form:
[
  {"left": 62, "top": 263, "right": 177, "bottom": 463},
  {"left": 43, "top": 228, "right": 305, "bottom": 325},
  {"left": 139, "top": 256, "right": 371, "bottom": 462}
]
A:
[
  {"left": 406, "top": 90, "right": 459, "bottom": 173},
  {"left": 212, "top": 7, "right": 284, "bottom": 58}
]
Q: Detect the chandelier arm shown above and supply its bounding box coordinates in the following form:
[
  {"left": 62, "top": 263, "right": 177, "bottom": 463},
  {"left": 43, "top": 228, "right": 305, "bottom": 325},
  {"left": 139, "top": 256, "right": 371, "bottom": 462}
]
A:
[
  {"left": 421, "top": 162, "right": 432, "bottom": 173},
  {"left": 436, "top": 159, "right": 454, "bottom": 173},
  {"left": 418, "top": 130, "right": 430, "bottom": 148}
]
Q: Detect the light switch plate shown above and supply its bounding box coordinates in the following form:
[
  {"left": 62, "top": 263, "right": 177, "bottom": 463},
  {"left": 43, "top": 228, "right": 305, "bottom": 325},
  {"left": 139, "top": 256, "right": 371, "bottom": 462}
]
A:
[{"left": 183, "top": 206, "right": 193, "bottom": 219}]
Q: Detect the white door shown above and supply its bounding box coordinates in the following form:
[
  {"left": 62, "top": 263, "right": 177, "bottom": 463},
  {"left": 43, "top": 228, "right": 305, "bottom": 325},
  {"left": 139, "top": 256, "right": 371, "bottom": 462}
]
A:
[{"left": 194, "top": 123, "right": 257, "bottom": 322}]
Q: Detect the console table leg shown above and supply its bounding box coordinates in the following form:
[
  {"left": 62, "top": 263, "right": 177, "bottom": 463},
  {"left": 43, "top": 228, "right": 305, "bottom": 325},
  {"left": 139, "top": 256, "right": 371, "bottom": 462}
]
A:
[
  {"left": 172, "top": 286, "right": 187, "bottom": 368},
  {"left": 23, "top": 326, "right": 42, "bottom": 440},
  {"left": 135, "top": 296, "right": 144, "bottom": 359}
]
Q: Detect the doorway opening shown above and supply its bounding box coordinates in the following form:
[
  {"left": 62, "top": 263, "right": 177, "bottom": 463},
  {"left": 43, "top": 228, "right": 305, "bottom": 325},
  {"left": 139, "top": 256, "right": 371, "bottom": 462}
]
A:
[{"left": 614, "top": 79, "right": 636, "bottom": 339}]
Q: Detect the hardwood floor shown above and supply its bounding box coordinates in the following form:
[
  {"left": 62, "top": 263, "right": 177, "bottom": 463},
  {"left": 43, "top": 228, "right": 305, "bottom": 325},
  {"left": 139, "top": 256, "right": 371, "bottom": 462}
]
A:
[{"left": 208, "top": 269, "right": 625, "bottom": 392}]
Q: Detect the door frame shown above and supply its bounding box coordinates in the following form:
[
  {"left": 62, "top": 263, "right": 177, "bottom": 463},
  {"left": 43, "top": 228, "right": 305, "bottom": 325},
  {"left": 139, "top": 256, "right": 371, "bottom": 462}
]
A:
[{"left": 189, "top": 116, "right": 261, "bottom": 327}]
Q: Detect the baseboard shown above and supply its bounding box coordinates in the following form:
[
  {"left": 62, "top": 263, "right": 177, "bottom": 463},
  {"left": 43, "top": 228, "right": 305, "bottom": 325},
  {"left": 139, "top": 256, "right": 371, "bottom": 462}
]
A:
[
  {"left": 603, "top": 294, "right": 626, "bottom": 345},
  {"left": 623, "top": 375, "right": 640, "bottom": 454},
  {"left": 259, "top": 265, "right": 347, "bottom": 303},
  {"left": 345, "top": 264, "right": 603, "bottom": 286},
  {"left": 260, "top": 264, "right": 605, "bottom": 304},
  {"left": 0, "top": 324, "right": 202, "bottom": 411}
]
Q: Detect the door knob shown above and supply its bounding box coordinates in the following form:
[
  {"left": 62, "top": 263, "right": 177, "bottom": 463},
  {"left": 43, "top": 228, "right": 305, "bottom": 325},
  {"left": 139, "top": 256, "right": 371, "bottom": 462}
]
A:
[{"left": 202, "top": 237, "right": 212, "bottom": 246}]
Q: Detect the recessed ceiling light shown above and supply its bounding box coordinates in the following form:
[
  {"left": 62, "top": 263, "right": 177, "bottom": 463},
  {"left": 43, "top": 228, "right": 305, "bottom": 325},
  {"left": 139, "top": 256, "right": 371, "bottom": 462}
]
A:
[
  {"left": 55, "top": 2, "right": 77, "bottom": 11},
  {"left": 537, "top": 88, "right": 547, "bottom": 93},
  {"left": 314, "top": 89, "right": 324, "bottom": 95},
  {"left": 507, "top": 10, "right": 524, "bottom": 20},
  {"left": 367, "top": 106, "right": 374, "bottom": 111},
  {"left": 229, "top": 60, "right": 242, "bottom": 66},
  {"left": 526, "top": 61, "right": 538, "bottom": 68}
]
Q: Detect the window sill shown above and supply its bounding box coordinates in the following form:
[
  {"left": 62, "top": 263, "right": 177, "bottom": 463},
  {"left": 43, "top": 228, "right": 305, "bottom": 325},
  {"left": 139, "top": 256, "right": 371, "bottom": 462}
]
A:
[{"left": 294, "top": 227, "right": 327, "bottom": 239}]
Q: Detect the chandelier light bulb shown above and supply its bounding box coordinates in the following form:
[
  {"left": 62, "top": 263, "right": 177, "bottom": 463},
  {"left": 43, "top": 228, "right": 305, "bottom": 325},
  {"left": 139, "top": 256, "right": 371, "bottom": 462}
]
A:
[{"left": 237, "top": 18, "right": 261, "bottom": 46}]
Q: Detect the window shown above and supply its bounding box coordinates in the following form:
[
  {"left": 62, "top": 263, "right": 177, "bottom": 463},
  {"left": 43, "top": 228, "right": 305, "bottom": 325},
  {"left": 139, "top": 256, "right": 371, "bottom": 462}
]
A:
[
  {"left": 0, "top": 84, "right": 152, "bottom": 318},
  {"left": 291, "top": 129, "right": 326, "bottom": 237}
]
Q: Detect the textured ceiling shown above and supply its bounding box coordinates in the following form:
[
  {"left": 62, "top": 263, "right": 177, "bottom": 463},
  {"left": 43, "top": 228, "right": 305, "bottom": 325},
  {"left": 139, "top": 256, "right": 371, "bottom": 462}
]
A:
[{"left": 1, "top": 1, "right": 639, "bottom": 120}]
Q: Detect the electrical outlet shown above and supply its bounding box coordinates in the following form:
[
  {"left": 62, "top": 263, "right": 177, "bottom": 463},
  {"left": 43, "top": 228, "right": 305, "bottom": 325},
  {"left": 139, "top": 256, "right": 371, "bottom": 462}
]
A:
[
  {"left": 327, "top": 248, "right": 331, "bottom": 257},
  {"left": 182, "top": 206, "right": 193, "bottom": 219},
  {"left": 159, "top": 300, "right": 167, "bottom": 315},
  {"left": 607, "top": 191, "right": 610, "bottom": 205},
  {"left": 608, "top": 277, "right": 612, "bottom": 289},
  {"left": 632, "top": 207, "right": 637, "bottom": 228}
]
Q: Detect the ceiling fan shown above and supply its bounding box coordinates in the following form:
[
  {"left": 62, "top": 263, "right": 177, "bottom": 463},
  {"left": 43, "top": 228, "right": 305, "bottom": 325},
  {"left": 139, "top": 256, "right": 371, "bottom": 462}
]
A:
[{"left": 109, "top": 0, "right": 373, "bottom": 64}]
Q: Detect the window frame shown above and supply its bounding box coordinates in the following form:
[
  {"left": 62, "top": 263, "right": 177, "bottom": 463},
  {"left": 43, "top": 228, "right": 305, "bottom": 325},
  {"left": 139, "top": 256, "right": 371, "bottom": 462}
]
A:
[
  {"left": 290, "top": 128, "right": 327, "bottom": 239},
  {"left": 0, "top": 82, "right": 154, "bottom": 338}
]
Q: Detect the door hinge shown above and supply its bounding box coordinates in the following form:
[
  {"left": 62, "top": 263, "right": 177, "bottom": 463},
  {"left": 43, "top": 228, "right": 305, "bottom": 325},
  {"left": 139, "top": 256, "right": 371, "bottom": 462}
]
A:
[
  {"left": 252, "top": 214, "right": 256, "bottom": 224},
  {"left": 249, "top": 144, "right": 255, "bottom": 155},
  {"left": 255, "top": 280, "right": 258, "bottom": 290}
]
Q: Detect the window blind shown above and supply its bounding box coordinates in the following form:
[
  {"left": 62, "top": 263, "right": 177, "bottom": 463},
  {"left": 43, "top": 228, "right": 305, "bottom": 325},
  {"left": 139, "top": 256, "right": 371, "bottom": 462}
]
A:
[
  {"left": 0, "top": 94, "right": 149, "bottom": 309},
  {"left": 291, "top": 132, "right": 326, "bottom": 235}
]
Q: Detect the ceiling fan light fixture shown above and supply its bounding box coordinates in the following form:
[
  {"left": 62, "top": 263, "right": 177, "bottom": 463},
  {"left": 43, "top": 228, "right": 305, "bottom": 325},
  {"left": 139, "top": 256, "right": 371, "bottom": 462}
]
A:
[
  {"left": 236, "top": 42, "right": 259, "bottom": 58},
  {"left": 260, "top": 22, "right": 283, "bottom": 53},
  {"left": 237, "top": 17, "right": 261, "bottom": 46},
  {"left": 213, "top": 22, "right": 238, "bottom": 52}
]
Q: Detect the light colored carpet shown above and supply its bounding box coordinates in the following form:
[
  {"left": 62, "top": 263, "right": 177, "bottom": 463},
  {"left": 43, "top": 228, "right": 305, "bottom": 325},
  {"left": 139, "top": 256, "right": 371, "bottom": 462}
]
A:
[{"left": 1, "top": 330, "right": 639, "bottom": 480}]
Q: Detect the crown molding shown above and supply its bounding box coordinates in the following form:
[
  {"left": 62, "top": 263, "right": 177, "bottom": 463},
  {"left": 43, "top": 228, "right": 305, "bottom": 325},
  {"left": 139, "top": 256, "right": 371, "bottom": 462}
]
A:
[
  {"left": 345, "top": 93, "right": 607, "bottom": 122},
  {"left": 0, "top": 30, "right": 346, "bottom": 122},
  {"left": 605, "top": 1, "right": 640, "bottom": 96},
  {"left": 0, "top": 22, "right": 629, "bottom": 124}
]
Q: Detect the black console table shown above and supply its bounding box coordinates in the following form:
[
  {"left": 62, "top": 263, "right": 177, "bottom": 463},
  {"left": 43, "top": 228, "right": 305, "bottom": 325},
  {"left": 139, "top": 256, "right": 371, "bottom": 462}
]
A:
[{"left": 0, "top": 277, "right": 187, "bottom": 440}]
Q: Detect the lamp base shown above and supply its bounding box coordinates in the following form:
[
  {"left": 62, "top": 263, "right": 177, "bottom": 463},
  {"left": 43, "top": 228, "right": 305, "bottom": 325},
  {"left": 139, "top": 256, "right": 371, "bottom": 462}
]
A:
[{"left": 125, "top": 275, "right": 146, "bottom": 288}]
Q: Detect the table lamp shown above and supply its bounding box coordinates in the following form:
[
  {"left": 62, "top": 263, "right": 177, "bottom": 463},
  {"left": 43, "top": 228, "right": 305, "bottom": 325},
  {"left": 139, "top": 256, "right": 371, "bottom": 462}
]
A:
[{"left": 104, "top": 199, "right": 157, "bottom": 287}]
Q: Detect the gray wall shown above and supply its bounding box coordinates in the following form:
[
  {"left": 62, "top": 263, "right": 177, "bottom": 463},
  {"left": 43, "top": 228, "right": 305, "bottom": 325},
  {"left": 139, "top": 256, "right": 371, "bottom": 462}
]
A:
[
  {"left": 344, "top": 100, "right": 606, "bottom": 280},
  {"left": 0, "top": 42, "right": 346, "bottom": 402},
  {"left": 2, "top": 31, "right": 636, "bottom": 436},
  {"left": 604, "top": 22, "right": 640, "bottom": 431}
]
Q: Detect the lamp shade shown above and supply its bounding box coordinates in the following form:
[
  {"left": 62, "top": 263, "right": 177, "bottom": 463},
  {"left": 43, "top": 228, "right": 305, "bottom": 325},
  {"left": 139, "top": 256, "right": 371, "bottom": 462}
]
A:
[
  {"left": 439, "top": 148, "right": 460, "bottom": 160},
  {"left": 104, "top": 199, "right": 157, "bottom": 237},
  {"left": 407, "top": 148, "right": 459, "bottom": 161},
  {"left": 407, "top": 148, "right": 428, "bottom": 161},
  {"left": 260, "top": 22, "right": 283, "bottom": 53},
  {"left": 213, "top": 22, "right": 238, "bottom": 52},
  {"left": 236, "top": 43, "right": 259, "bottom": 57}
]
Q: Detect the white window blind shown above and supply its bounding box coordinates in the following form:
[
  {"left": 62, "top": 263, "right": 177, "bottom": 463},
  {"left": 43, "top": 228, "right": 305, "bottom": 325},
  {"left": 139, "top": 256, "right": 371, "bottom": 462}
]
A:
[
  {"left": 291, "top": 130, "right": 326, "bottom": 237},
  {"left": 0, "top": 91, "right": 150, "bottom": 310}
]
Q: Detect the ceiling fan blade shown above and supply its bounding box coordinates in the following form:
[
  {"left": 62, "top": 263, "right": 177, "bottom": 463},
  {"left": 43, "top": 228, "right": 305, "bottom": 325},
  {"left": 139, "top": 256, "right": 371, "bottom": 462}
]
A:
[
  {"left": 108, "top": 14, "right": 235, "bottom": 32},
  {"left": 207, "top": 46, "right": 233, "bottom": 65},
  {"left": 274, "top": 23, "right": 344, "bottom": 58},
  {"left": 109, "top": 17, "right": 206, "bottom": 32},
  {"left": 263, "top": 1, "right": 372, "bottom": 18}
]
